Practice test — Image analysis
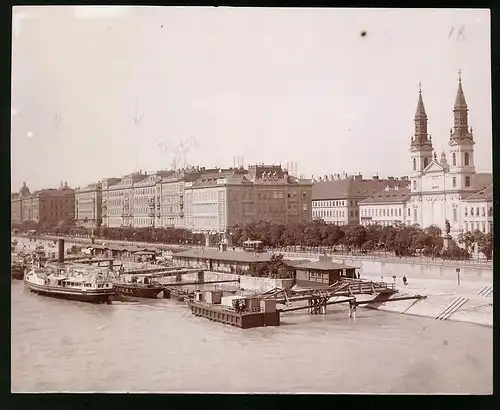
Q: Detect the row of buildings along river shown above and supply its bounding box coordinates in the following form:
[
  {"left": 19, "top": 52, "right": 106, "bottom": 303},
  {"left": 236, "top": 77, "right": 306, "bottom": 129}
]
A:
[{"left": 11, "top": 73, "right": 492, "bottom": 238}]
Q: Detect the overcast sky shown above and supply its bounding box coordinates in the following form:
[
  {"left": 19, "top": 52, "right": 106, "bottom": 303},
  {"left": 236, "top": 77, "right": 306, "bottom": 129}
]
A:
[{"left": 11, "top": 6, "right": 491, "bottom": 191}]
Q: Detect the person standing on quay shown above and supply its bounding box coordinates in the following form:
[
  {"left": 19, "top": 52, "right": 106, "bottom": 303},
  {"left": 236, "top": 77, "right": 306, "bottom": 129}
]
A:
[{"left": 348, "top": 299, "right": 357, "bottom": 319}]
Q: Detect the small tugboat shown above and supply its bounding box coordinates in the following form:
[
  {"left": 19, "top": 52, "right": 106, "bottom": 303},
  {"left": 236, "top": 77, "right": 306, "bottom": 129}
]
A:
[
  {"left": 186, "top": 290, "right": 280, "bottom": 329},
  {"left": 24, "top": 264, "right": 115, "bottom": 304},
  {"left": 112, "top": 274, "right": 165, "bottom": 299}
]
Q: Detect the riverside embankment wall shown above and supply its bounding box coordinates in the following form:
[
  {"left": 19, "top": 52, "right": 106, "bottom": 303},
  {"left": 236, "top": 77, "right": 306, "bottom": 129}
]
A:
[{"left": 281, "top": 252, "right": 493, "bottom": 280}]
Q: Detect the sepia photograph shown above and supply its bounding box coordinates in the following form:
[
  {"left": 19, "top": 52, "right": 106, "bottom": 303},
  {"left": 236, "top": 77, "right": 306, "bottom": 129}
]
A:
[{"left": 11, "top": 6, "right": 492, "bottom": 394}]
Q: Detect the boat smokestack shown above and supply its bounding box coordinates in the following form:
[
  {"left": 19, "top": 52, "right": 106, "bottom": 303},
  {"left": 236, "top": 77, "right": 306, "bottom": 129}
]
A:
[{"left": 58, "top": 239, "right": 65, "bottom": 263}]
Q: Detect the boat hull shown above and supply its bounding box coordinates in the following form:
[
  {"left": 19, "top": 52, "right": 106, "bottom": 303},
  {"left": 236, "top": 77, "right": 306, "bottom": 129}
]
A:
[
  {"left": 113, "top": 284, "right": 164, "bottom": 299},
  {"left": 24, "top": 280, "right": 114, "bottom": 304}
]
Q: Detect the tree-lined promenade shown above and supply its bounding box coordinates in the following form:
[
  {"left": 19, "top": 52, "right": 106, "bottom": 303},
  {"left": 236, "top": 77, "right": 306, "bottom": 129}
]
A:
[
  {"left": 227, "top": 220, "right": 492, "bottom": 261},
  {"left": 13, "top": 218, "right": 492, "bottom": 262}
]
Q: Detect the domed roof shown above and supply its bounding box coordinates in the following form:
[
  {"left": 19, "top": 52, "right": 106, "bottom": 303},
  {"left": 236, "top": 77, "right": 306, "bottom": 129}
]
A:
[{"left": 19, "top": 182, "right": 30, "bottom": 196}]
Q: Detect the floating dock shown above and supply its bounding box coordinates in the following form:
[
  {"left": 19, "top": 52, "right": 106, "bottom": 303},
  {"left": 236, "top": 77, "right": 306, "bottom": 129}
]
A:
[{"left": 186, "top": 291, "right": 280, "bottom": 329}]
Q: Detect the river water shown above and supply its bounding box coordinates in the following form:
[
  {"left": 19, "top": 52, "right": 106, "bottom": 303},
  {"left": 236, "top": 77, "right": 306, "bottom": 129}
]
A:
[{"left": 11, "top": 281, "right": 492, "bottom": 394}]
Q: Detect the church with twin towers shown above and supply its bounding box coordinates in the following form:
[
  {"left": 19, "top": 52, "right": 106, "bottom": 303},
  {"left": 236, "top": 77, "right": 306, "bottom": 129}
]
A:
[{"left": 408, "top": 70, "right": 492, "bottom": 237}]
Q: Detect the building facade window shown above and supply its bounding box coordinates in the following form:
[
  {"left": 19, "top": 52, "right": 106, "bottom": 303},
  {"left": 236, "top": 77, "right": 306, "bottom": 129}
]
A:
[
  {"left": 413, "top": 158, "right": 416, "bottom": 171},
  {"left": 453, "top": 208, "right": 457, "bottom": 222},
  {"left": 452, "top": 152, "right": 456, "bottom": 166},
  {"left": 423, "top": 157, "right": 429, "bottom": 169},
  {"left": 464, "top": 152, "right": 470, "bottom": 166},
  {"left": 465, "top": 176, "right": 471, "bottom": 187},
  {"left": 452, "top": 177, "right": 456, "bottom": 188}
]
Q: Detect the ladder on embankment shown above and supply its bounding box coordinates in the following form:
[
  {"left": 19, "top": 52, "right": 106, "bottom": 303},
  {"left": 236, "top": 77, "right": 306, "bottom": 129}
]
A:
[
  {"left": 478, "top": 286, "right": 493, "bottom": 298},
  {"left": 435, "top": 297, "right": 469, "bottom": 321}
]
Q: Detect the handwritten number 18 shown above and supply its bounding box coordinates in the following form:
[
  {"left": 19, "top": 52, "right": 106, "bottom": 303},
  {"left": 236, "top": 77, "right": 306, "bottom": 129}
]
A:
[{"left": 448, "top": 26, "right": 465, "bottom": 41}]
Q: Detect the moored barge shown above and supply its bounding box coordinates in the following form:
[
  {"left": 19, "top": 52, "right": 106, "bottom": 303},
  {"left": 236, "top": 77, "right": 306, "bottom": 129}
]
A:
[
  {"left": 113, "top": 274, "right": 164, "bottom": 299},
  {"left": 186, "top": 291, "right": 280, "bottom": 329},
  {"left": 24, "top": 265, "right": 115, "bottom": 304}
]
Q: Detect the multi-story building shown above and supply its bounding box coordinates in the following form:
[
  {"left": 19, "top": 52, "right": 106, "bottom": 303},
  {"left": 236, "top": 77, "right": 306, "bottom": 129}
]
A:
[
  {"left": 102, "top": 173, "right": 148, "bottom": 228},
  {"left": 184, "top": 164, "right": 313, "bottom": 233},
  {"left": 131, "top": 172, "right": 159, "bottom": 228},
  {"left": 234, "top": 164, "right": 312, "bottom": 226},
  {"left": 101, "top": 177, "right": 121, "bottom": 228},
  {"left": 358, "top": 186, "right": 412, "bottom": 227},
  {"left": 11, "top": 182, "right": 75, "bottom": 226},
  {"left": 407, "top": 72, "right": 492, "bottom": 236},
  {"left": 462, "top": 184, "right": 493, "bottom": 234},
  {"left": 75, "top": 182, "right": 102, "bottom": 229},
  {"left": 184, "top": 168, "right": 240, "bottom": 233},
  {"left": 11, "top": 182, "right": 31, "bottom": 224},
  {"left": 158, "top": 168, "right": 201, "bottom": 229},
  {"left": 312, "top": 174, "right": 409, "bottom": 225}
]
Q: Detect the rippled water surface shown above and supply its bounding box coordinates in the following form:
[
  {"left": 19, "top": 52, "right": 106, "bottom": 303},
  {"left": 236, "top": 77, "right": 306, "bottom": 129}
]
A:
[{"left": 11, "top": 281, "right": 492, "bottom": 393}]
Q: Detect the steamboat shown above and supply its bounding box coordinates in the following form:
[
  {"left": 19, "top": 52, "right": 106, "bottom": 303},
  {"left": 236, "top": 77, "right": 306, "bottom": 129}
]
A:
[{"left": 24, "top": 265, "right": 115, "bottom": 304}]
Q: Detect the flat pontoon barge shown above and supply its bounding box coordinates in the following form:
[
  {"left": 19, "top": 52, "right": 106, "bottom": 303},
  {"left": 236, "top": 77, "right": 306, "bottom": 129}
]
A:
[{"left": 186, "top": 291, "right": 280, "bottom": 329}]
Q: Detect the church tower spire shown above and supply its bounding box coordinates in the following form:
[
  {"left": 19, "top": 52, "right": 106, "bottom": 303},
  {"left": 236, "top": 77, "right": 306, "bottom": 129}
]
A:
[
  {"left": 410, "top": 82, "right": 433, "bottom": 194},
  {"left": 450, "top": 69, "right": 473, "bottom": 142},
  {"left": 448, "top": 70, "right": 476, "bottom": 192},
  {"left": 411, "top": 82, "right": 433, "bottom": 149}
]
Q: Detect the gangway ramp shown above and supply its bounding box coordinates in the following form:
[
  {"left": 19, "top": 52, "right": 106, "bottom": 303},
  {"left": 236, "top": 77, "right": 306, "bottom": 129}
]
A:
[{"left": 435, "top": 297, "right": 469, "bottom": 321}]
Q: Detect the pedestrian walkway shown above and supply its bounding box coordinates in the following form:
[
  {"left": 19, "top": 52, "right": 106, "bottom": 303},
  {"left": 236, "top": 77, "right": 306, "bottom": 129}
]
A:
[{"left": 360, "top": 272, "right": 491, "bottom": 298}]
